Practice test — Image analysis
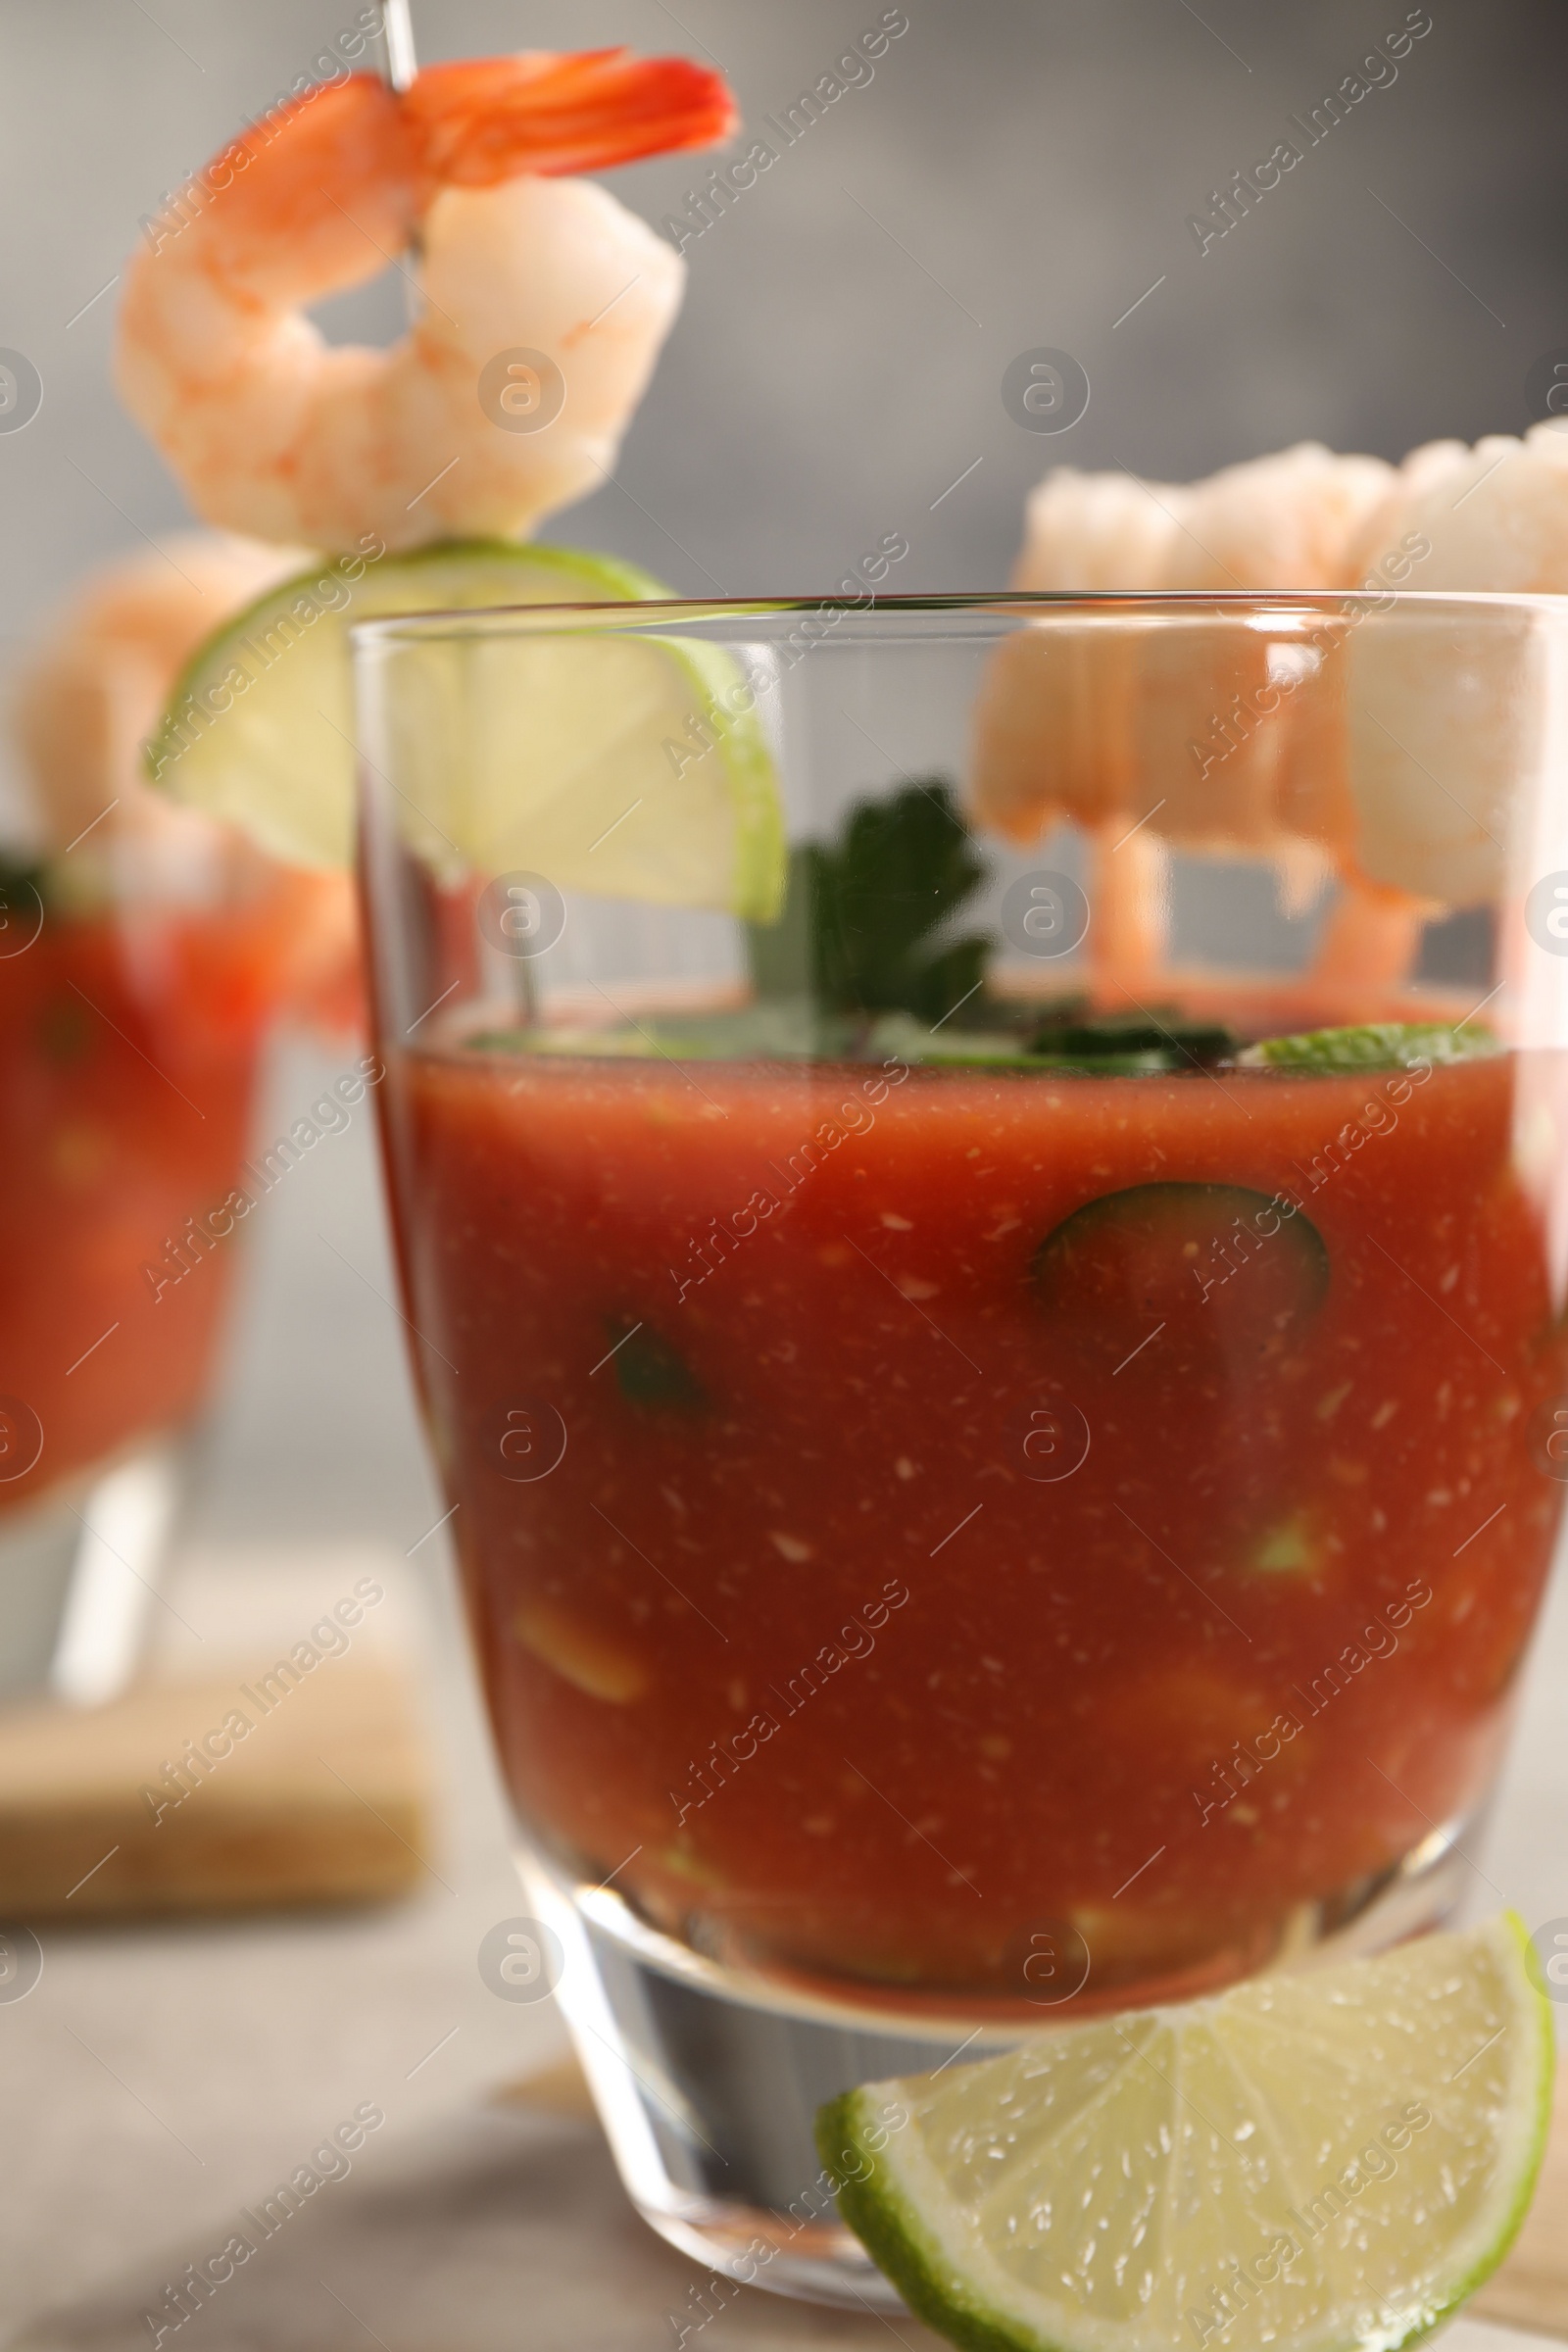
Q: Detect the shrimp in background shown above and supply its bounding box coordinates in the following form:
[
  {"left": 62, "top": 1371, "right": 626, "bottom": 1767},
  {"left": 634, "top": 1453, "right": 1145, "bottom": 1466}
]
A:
[
  {"left": 12, "top": 539, "right": 360, "bottom": 1028},
  {"left": 987, "top": 447, "right": 1397, "bottom": 988},
  {"left": 1013, "top": 443, "right": 1395, "bottom": 602},
  {"left": 14, "top": 537, "right": 301, "bottom": 853},
  {"left": 1013, "top": 466, "right": 1195, "bottom": 593},
  {"left": 1348, "top": 421, "right": 1568, "bottom": 591},
  {"left": 1336, "top": 426, "right": 1568, "bottom": 909},
  {"left": 970, "top": 438, "right": 1535, "bottom": 993},
  {"left": 115, "top": 51, "right": 735, "bottom": 554},
  {"left": 1172, "top": 442, "right": 1394, "bottom": 592},
  {"left": 997, "top": 470, "right": 1191, "bottom": 982}
]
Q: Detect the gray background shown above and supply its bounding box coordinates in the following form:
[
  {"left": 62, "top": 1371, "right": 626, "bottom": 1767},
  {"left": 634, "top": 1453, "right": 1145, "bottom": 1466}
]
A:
[
  {"left": 4, "top": 0, "right": 1567, "bottom": 671},
  {"left": 2, "top": 4, "right": 1568, "bottom": 2333}
]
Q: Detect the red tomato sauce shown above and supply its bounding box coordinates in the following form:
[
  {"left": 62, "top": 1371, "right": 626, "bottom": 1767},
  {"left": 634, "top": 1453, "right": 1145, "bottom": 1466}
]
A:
[
  {"left": 0, "top": 898, "right": 290, "bottom": 1508},
  {"left": 386, "top": 1041, "right": 1565, "bottom": 2012}
]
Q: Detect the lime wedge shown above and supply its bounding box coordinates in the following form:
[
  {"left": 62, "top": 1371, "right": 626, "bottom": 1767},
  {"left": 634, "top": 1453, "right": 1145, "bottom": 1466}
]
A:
[
  {"left": 818, "top": 1915, "right": 1552, "bottom": 2352},
  {"left": 1240, "top": 1022, "right": 1496, "bottom": 1071},
  {"left": 144, "top": 540, "right": 787, "bottom": 921},
  {"left": 380, "top": 623, "right": 785, "bottom": 921}
]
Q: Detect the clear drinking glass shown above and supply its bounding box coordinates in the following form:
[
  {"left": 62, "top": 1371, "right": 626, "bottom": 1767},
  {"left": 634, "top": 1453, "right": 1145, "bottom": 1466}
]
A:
[
  {"left": 0, "top": 820, "right": 345, "bottom": 1703},
  {"left": 354, "top": 591, "right": 1568, "bottom": 2306}
]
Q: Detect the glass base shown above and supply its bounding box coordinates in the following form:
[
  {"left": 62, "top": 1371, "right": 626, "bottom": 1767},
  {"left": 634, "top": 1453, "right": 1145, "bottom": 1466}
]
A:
[
  {"left": 0, "top": 1441, "right": 184, "bottom": 1705},
  {"left": 521, "top": 1820, "right": 1477, "bottom": 2310}
]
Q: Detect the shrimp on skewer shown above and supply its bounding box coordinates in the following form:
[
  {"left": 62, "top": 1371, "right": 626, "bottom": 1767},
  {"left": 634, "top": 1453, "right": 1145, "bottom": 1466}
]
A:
[{"left": 115, "top": 51, "right": 736, "bottom": 555}]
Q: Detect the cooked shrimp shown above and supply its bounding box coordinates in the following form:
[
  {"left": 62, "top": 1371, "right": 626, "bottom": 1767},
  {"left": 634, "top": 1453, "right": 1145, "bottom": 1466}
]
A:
[
  {"left": 1013, "top": 466, "right": 1195, "bottom": 593},
  {"left": 977, "top": 442, "right": 1464, "bottom": 999},
  {"left": 998, "top": 448, "right": 1396, "bottom": 866},
  {"left": 1298, "top": 877, "right": 1429, "bottom": 1002},
  {"left": 998, "top": 470, "right": 1189, "bottom": 956},
  {"left": 1170, "top": 443, "right": 1394, "bottom": 591},
  {"left": 999, "top": 476, "right": 1183, "bottom": 990},
  {"left": 13, "top": 538, "right": 358, "bottom": 1017},
  {"left": 14, "top": 536, "right": 304, "bottom": 852},
  {"left": 1335, "top": 426, "right": 1568, "bottom": 904},
  {"left": 1013, "top": 444, "right": 1394, "bottom": 598},
  {"left": 1348, "top": 421, "right": 1568, "bottom": 591},
  {"left": 114, "top": 51, "right": 735, "bottom": 554},
  {"left": 994, "top": 449, "right": 1391, "bottom": 991},
  {"left": 980, "top": 425, "right": 1568, "bottom": 950},
  {"left": 1340, "top": 598, "right": 1530, "bottom": 906}
]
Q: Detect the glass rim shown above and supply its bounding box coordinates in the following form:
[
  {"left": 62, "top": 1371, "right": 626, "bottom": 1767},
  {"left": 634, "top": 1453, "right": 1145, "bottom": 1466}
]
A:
[{"left": 349, "top": 584, "right": 1561, "bottom": 651}]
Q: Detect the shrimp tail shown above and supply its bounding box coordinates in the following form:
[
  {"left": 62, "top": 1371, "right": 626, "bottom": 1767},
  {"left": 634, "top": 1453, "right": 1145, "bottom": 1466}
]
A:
[{"left": 404, "top": 50, "right": 739, "bottom": 187}]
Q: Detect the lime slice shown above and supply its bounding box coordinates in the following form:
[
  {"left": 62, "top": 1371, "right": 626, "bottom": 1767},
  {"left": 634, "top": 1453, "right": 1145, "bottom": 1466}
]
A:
[
  {"left": 818, "top": 1915, "right": 1552, "bottom": 2352},
  {"left": 144, "top": 540, "right": 786, "bottom": 921},
  {"left": 382, "top": 622, "right": 785, "bottom": 921},
  {"left": 1240, "top": 1021, "right": 1496, "bottom": 1071}
]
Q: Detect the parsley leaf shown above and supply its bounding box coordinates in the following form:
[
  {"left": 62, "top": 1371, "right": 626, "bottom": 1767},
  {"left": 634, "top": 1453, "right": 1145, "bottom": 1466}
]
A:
[{"left": 749, "top": 779, "right": 990, "bottom": 1027}]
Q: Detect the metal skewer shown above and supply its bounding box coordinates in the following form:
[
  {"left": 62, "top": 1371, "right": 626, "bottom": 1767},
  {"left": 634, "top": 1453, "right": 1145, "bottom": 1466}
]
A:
[
  {"left": 380, "top": 0, "right": 418, "bottom": 92},
  {"left": 376, "top": 0, "right": 423, "bottom": 317}
]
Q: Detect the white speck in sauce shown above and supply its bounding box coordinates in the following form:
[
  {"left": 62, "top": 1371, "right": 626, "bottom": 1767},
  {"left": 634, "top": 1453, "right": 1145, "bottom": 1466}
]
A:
[{"left": 897, "top": 1275, "right": 941, "bottom": 1300}]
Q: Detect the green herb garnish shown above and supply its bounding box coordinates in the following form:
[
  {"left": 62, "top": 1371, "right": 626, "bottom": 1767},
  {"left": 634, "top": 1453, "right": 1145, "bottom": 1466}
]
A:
[
  {"left": 749, "top": 780, "right": 989, "bottom": 1028},
  {"left": 1027, "top": 1005, "right": 1238, "bottom": 1071},
  {"left": 465, "top": 788, "right": 1497, "bottom": 1083},
  {"left": 1240, "top": 1021, "right": 1497, "bottom": 1071}
]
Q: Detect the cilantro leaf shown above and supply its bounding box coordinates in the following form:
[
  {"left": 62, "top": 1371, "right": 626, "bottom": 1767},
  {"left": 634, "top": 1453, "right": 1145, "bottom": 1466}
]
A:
[{"left": 749, "top": 779, "right": 990, "bottom": 1027}]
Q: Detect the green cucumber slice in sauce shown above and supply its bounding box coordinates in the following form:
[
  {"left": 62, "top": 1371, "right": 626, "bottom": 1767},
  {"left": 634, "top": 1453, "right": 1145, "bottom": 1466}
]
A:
[
  {"left": 607, "top": 1322, "right": 707, "bottom": 1411},
  {"left": 1034, "top": 1181, "right": 1329, "bottom": 1354}
]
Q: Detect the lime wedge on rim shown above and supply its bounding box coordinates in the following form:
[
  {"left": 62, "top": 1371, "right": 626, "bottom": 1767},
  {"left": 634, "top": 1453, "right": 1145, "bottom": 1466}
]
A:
[
  {"left": 143, "top": 539, "right": 787, "bottom": 921},
  {"left": 818, "top": 1915, "right": 1552, "bottom": 2352},
  {"left": 368, "top": 617, "right": 786, "bottom": 921}
]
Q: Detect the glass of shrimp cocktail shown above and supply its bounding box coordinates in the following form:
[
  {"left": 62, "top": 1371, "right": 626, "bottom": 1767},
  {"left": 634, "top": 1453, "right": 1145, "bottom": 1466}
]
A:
[
  {"left": 355, "top": 590, "right": 1568, "bottom": 2302},
  {"left": 0, "top": 541, "right": 358, "bottom": 1704}
]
